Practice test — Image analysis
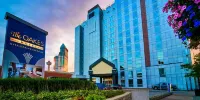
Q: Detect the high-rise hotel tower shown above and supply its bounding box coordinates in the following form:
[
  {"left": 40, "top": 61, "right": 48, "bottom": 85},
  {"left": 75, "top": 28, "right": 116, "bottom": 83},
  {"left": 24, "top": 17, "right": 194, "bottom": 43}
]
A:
[{"left": 74, "top": 0, "right": 197, "bottom": 90}]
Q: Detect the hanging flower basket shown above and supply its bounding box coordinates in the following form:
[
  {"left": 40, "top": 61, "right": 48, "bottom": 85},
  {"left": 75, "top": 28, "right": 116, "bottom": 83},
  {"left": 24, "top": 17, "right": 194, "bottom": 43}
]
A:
[{"left": 163, "top": 0, "right": 200, "bottom": 44}]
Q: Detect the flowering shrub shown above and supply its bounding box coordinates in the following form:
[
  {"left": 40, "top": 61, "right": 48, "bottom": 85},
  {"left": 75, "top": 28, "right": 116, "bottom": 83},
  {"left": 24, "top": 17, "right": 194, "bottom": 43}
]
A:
[{"left": 163, "top": 0, "right": 200, "bottom": 48}]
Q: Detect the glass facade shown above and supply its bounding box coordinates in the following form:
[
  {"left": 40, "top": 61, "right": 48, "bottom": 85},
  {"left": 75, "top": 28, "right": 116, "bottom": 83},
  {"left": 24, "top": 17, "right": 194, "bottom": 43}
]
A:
[
  {"left": 145, "top": 0, "right": 197, "bottom": 90},
  {"left": 74, "top": 0, "right": 197, "bottom": 90}
]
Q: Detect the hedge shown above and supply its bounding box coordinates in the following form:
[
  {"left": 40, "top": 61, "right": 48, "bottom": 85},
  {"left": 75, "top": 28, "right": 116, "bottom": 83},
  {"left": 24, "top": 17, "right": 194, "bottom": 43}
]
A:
[
  {"left": 0, "top": 78, "right": 96, "bottom": 93},
  {"left": 150, "top": 92, "right": 173, "bottom": 100},
  {"left": 0, "top": 90, "right": 125, "bottom": 100}
]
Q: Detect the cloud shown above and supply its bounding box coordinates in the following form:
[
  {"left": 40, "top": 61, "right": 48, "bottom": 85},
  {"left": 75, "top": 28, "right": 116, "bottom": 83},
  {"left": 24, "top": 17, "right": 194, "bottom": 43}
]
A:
[{"left": 0, "top": 0, "right": 114, "bottom": 72}]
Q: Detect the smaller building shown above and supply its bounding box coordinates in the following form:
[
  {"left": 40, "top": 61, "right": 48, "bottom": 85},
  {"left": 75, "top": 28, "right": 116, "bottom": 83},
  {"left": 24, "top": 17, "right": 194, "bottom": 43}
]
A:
[
  {"left": 44, "top": 71, "right": 72, "bottom": 79},
  {"left": 54, "top": 44, "right": 68, "bottom": 72},
  {"left": 89, "top": 58, "right": 118, "bottom": 86}
]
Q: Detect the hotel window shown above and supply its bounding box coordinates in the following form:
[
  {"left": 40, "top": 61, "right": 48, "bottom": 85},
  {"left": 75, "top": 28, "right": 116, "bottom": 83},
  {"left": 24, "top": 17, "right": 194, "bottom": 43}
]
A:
[
  {"left": 132, "top": 11, "right": 138, "bottom": 18},
  {"left": 129, "top": 79, "right": 133, "bottom": 87},
  {"left": 126, "top": 46, "right": 131, "bottom": 53},
  {"left": 134, "top": 27, "right": 139, "bottom": 34},
  {"left": 120, "top": 71, "right": 125, "bottom": 80},
  {"left": 126, "top": 38, "right": 131, "bottom": 45},
  {"left": 137, "top": 73, "right": 142, "bottom": 78},
  {"left": 134, "top": 35, "right": 139, "bottom": 42},
  {"left": 136, "top": 68, "right": 142, "bottom": 73},
  {"left": 135, "top": 43, "right": 140, "bottom": 51},
  {"left": 89, "top": 12, "right": 94, "bottom": 19},
  {"left": 120, "top": 55, "right": 124, "bottom": 62},
  {"left": 125, "top": 15, "right": 129, "bottom": 22},
  {"left": 127, "top": 53, "right": 132, "bottom": 60},
  {"left": 135, "top": 51, "right": 141, "bottom": 58},
  {"left": 156, "top": 43, "right": 162, "bottom": 50},
  {"left": 121, "top": 80, "right": 125, "bottom": 87},
  {"left": 126, "top": 30, "right": 130, "bottom": 37},
  {"left": 133, "top": 19, "right": 138, "bottom": 25},
  {"left": 119, "top": 48, "right": 124, "bottom": 55},
  {"left": 128, "top": 71, "right": 133, "bottom": 78},
  {"left": 137, "top": 79, "right": 143, "bottom": 87},
  {"left": 159, "top": 68, "right": 166, "bottom": 77}
]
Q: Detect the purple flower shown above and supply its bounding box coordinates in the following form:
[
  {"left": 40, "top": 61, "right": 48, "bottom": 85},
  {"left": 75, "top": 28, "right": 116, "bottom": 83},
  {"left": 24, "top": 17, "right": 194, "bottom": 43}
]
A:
[
  {"left": 186, "top": 32, "right": 192, "bottom": 37},
  {"left": 183, "top": 21, "right": 187, "bottom": 26},
  {"left": 194, "top": 0, "right": 200, "bottom": 4},
  {"left": 189, "top": 10, "right": 194, "bottom": 14},
  {"left": 186, "top": 5, "right": 193, "bottom": 11},
  {"left": 194, "top": 20, "right": 200, "bottom": 27},
  {"left": 185, "top": 28, "right": 190, "bottom": 33},
  {"left": 190, "top": 12, "right": 195, "bottom": 19},
  {"left": 182, "top": 36, "right": 186, "bottom": 41}
]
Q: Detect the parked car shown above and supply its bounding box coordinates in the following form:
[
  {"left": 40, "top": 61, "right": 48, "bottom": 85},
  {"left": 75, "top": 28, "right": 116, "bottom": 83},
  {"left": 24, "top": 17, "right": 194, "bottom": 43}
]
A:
[
  {"left": 111, "top": 84, "right": 122, "bottom": 90},
  {"left": 104, "top": 84, "right": 122, "bottom": 90},
  {"left": 96, "top": 83, "right": 106, "bottom": 90},
  {"left": 152, "top": 82, "right": 177, "bottom": 90}
]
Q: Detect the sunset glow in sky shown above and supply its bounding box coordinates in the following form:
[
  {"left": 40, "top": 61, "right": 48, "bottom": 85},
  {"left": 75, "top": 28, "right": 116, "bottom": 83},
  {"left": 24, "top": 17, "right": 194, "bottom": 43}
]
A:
[{"left": 0, "top": 0, "right": 114, "bottom": 72}]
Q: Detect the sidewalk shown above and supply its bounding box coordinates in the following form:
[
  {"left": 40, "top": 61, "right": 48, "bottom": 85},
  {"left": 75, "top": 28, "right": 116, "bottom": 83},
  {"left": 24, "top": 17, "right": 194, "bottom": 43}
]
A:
[{"left": 161, "top": 91, "right": 194, "bottom": 100}]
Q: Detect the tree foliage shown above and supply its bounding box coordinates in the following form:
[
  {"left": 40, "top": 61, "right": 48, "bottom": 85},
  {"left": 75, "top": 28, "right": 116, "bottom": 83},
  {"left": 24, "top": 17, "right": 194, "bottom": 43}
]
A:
[{"left": 182, "top": 53, "right": 200, "bottom": 77}]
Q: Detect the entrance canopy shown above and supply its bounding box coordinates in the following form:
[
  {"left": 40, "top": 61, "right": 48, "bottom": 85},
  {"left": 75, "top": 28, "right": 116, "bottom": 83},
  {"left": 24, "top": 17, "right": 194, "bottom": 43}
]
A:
[{"left": 89, "top": 58, "right": 118, "bottom": 84}]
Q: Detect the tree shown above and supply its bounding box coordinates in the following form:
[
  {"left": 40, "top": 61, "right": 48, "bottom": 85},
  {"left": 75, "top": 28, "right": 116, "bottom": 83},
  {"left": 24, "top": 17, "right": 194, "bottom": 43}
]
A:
[
  {"left": 163, "top": 0, "right": 200, "bottom": 49},
  {"left": 182, "top": 53, "right": 200, "bottom": 89}
]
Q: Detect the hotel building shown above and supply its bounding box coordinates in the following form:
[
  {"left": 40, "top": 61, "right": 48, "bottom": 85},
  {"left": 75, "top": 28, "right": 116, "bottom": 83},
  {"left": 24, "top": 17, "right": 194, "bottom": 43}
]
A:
[{"left": 74, "top": 0, "right": 197, "bottom": 90}]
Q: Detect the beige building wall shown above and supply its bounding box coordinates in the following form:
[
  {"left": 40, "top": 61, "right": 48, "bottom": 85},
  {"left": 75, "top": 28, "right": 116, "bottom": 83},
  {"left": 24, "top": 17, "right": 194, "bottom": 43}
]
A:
[
  {"left": 92, "top": 61, "right": 112, "bottom": 74},
  {"left": 190, "top": 49, "right": 200, "bottom": 64}
]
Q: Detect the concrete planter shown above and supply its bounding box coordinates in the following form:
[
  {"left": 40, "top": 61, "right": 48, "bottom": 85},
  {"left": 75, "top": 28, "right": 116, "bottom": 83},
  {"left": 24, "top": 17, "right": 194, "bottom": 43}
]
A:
[
  {"left": 107, "top": 92, "right": 132, "bottom": 100},
  {"left": 123, "top": 88, "right": 149, "bottom": 100}
]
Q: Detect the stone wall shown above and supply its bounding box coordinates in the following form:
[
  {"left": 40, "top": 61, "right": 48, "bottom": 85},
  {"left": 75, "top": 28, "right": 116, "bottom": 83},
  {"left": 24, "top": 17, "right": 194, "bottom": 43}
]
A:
[
  {"left": 107, "top": 92, "right": 132, "bottom": 100},
  {"left": 123, "top": 88, "right": 149, "bottom": 100}
]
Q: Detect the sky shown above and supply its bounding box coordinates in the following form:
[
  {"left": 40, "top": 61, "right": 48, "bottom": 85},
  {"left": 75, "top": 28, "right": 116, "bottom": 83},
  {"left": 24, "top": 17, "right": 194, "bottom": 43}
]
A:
[{"left": 0, "top": 0, "right": 114, "bottom": 72}]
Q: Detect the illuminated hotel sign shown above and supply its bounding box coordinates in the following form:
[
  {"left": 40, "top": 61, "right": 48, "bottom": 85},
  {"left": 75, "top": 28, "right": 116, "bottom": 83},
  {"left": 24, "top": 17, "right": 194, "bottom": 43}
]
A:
[
  {"left": 10, "top": 32, "right": 44, "bottom": 50},
  {"left": 3, "top": 12, "right": 48, "bottom": 65}
]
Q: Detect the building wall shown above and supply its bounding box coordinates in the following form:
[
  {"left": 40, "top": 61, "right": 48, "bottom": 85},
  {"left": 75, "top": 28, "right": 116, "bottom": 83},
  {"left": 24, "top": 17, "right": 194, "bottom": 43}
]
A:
[
  {"left": 75, "top": 6, "right": 102, "bottom": 78},
  {"left": 114, "top": 0, "right": 147, "bottom": 88},
  {"left": 145, "top": 0, "right": 196, "bottom": 90},
  {"left": 74, "top": 0, "right": 196, "bottom": 90},
  {"left": 75, "top": 26, "right": 82, "bottom": 76},
  {"left": 190, "top": 48, "right": 200, "bottom": 64}
]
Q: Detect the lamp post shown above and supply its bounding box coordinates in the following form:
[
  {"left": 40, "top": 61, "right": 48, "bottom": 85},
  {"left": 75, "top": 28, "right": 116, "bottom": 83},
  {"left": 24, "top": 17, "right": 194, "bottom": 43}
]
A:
[{"left": 46, "top": 61, "right": 52, "bottom": 71}]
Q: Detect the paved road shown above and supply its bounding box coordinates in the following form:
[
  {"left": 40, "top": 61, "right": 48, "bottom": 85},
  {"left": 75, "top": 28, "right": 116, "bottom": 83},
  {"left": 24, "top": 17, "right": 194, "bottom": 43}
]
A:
[
  {"left": 161, "top": 91, "right": 195, "bottom": 100},
  {"left": 149, "top": 90, "right": 168, "bottom": 97}
]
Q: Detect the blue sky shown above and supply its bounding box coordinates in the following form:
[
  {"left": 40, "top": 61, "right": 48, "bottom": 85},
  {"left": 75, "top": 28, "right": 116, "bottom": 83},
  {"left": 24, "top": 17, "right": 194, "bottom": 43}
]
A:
[{"left": 0, "top": 0, "right": 113, "bottom": 72}]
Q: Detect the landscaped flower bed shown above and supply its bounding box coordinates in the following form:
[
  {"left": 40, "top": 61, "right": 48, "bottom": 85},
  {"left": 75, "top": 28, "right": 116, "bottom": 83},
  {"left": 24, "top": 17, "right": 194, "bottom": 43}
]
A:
[{"left": 0, "top": 90, "right": 125, "bottom": 100}]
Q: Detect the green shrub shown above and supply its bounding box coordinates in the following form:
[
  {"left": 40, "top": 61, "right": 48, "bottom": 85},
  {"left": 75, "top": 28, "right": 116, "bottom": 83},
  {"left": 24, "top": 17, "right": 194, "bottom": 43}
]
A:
[
  {"left": 0, "top": 90, "right": 124, "bottom": 100},
  {"left": 102, "top": 90, "right": 125, "bottom": 98},
  {"left": 86, "top": 94, "right": 106, "bottom": 100},
  {"left": 0, "top": 78, "right": 96, "bottom": 93},
  {"left": 14, "top": 91, "right": 36, "bottom": 100},
  {"left": 0, "top": 91, "right": 15, "bottom": 100}
]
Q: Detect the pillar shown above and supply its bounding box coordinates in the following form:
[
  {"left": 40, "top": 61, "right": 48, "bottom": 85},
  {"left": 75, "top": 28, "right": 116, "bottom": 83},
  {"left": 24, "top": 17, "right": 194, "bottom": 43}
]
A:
[
  {"left": 100, "top": 77, "right": 102, "bottom": 83},
  {"left": 90, "top": 76, "right": 92, "bottom": 81},
  {"left": 112, "top": 75, "right": 116, "bottom": 85},
  {"left": 2, "top": 60, "right": 9, "bottom": 78}
]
